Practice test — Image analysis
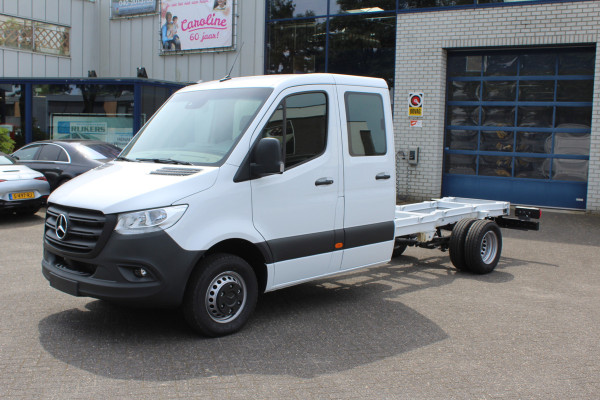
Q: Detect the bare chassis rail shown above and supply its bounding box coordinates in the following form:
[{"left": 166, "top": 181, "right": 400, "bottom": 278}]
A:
[{"left": 394, "top": 197, "right": 539, "bottom": 251}]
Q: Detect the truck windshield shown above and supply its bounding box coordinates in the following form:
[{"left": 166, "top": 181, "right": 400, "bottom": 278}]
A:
[{"left": 121, "top": 87, "right": 273, "bottom": 165}]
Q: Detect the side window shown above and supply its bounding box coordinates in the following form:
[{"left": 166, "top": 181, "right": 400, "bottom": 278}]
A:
[
  {"left": 261, "top": 92, "right": 327, "bottom": 170},
  {"left": 13, "top": 145, "right": 41, "bottom": 161},
  {"left": 38, "top": 145, "right": 62, "bottom": 161},
  {"left": 57, "top": 149, "right": 69, "bottom": 162},
  {"left": 345, "top": 92, "right": 387, "bottom": 156}
]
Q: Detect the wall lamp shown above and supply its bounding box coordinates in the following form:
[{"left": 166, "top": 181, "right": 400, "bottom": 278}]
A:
[{"left": 137, "top": 67, "right": 148, "bottom": 78}]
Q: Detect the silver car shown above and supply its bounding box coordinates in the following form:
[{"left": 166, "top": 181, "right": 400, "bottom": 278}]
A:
[{"left": 0, "top": 152, "right": 50, "bottom": 215}]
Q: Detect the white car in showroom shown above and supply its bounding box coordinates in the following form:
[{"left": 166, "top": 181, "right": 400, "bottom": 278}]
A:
[{"left": 0, "top": 152, "right": 50, "bottom": 215}]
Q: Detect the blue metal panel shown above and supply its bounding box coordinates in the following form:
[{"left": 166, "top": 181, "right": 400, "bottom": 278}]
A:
[
  {"left": 24, "top": 83, "right": 33, "bottom": 144},
  {"left": 442, "top": 174, "right": 587, "bottom": 209}
]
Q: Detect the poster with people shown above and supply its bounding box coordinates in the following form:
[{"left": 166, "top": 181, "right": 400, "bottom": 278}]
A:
[{"left": 160, "top": 0, "right": 233, "bottom": 52}]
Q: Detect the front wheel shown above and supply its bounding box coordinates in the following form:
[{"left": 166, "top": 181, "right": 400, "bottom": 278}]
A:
[
  {"left": 464, "top": 220, "right": 502, "bottom": 274},
  {"left": 183, "top": 253, "right": 258, "bottom": 337}
]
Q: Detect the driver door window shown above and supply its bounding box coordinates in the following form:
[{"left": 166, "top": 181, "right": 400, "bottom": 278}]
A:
[{"left": 261, "top": 92, "right": 328, "bottom": 170}]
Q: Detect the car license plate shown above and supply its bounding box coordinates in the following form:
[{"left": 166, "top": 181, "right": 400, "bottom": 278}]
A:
[{"left": 9, "top": 192, "right": 35, "bottom": 200}]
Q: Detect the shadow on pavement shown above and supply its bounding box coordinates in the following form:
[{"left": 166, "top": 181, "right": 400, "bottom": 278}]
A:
[
  {"left": 37, "top": 260, "right": 469, "bottom": 381},
  {"left": 0, "top": 210, "right": 45, "bottom": 229},
  {"left": 37, "top": 242, "right": 532, "bottom": 381}
]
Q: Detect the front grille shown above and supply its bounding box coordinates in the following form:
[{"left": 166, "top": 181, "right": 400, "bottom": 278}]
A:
[{"left": 45, "top": 205, "right": 114, "bottom": 256}]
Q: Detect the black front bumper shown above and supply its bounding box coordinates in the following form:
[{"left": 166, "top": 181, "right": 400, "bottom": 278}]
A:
[{"left": 42, "top": 230, "right": 204, "bottom": 307}]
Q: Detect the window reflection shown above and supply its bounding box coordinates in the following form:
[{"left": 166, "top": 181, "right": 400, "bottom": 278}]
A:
[
  {"left": 266, "top": 19, "right": 326, "bottom": 75},
  {"left": 0, "top": 84, "right": 25, "bottom": 149},
  {"left": 328, "top": 14, "right": 396, "bottom": 87}
]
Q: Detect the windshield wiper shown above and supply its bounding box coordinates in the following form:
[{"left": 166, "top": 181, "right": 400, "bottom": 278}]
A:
[
  {"left": 115, "top": 156, "right": 139, "bottom": 162},
  {"left": 136, "top": 158, "right": 193, "bottom": 165}
]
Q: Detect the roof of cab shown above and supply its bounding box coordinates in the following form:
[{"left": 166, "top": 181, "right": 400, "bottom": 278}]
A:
[{"left": 178, "top": 73, "right": 388, "bottom": 93}]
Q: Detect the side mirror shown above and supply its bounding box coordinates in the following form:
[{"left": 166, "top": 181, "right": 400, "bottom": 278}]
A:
[{"left": 251, "top": 137, "right": 283, "bottom": 178}]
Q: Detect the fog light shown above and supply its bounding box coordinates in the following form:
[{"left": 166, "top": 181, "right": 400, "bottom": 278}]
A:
[{"left": 134, "top": 267, "right": 148, "bottom": 278}]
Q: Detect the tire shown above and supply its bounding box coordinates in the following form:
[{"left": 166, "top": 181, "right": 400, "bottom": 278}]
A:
[
  {"left": 392, "top": 240, "right": 408, "bottom": 258},
  {"left": 449, "top": 218, "right": 477, "bottom": 271},
  {"left": 464, "top": 219, "right": 502, "bottom": 274},
  {"left": 183, "top": 253, "right": 258, "bottom": 337}
]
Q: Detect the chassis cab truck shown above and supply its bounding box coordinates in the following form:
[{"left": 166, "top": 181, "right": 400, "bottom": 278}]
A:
[{"left": 42, "top": 74, "right": 539, "bottom": 337}]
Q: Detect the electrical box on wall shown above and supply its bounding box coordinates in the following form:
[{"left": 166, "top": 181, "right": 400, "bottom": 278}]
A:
[{"left": 408, "top": 147, "right": 419, "bottom": 165}]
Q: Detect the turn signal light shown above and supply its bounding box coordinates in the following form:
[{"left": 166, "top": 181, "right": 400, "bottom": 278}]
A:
[{"left": 35, "top": 176, "right": 48, "bottom": 181}]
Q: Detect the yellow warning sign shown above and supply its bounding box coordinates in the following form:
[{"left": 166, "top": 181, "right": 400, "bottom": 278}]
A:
[
  {"left": 409, "top": 107, "right": 422, "bottom": 117},
  {"left": 408, "top": 92, "right": 424, "bottom": 117}
]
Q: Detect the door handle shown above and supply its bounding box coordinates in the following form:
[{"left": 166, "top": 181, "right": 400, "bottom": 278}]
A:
[
  {"left": 376, "top": 173, "right": 391, "bottom": 180},
  {"left": 315, "top": 178, "right": 334, "bottom": 186}
]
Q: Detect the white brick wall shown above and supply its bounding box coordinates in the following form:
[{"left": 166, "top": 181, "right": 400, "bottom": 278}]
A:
[{"left": 394, "top": 1, "right": 600, "bottom": 212}]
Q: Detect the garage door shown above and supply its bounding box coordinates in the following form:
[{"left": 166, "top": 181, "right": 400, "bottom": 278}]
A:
[{"left": 442, "top": 47, "right": 595, "bottom": 209}]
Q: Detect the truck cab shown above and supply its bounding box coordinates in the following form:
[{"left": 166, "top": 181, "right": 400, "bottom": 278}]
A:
[{"left": 42, "top": 74, "right": 397, "bottom": 336}]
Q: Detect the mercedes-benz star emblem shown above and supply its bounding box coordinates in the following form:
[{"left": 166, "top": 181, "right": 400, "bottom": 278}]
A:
[{"left": 56, "top": 214, "right": 68, "bottom": 240}]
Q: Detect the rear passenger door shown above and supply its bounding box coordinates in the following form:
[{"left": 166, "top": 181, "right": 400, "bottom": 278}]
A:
[
  {"left": 35, "top": 144, "right": 70, "bottom": 189},
  {"left": 338, "top": 87, "right": 396, "bottom": 270}
]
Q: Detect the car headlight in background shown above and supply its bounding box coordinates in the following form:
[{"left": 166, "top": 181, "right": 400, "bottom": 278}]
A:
[{"left": 115, "top": 205, "right": 188, "bottom": 235}]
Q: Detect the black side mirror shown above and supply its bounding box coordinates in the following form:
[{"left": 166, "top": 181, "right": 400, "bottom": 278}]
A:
[{"left": 251, "top": 137, "right": 283, "bottom": 178}]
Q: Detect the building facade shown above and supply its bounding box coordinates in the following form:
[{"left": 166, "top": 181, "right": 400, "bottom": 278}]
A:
[{"left": 1, "top": 0, "right": 599, "bottom": 211}]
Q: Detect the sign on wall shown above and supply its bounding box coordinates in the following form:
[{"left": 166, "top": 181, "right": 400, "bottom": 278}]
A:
[
  {"left": 51, "top": 114, "right": 135, "bottom": 149},
  {"left": 159, "top": 0, "right": 234, "bottom": 53},
  {"left": 111, "top": 0, "right": 157, "bottom": 18},
  {"left": 408, "top": 92, "right": 423, "bottom": 117}
]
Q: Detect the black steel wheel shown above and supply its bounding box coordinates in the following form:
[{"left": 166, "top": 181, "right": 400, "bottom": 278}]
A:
[
  {"left": 183, "top": 253, "right": 258, "bottom": 337},
  {"left": 464, "top": 219, "right": 502, "bottom": 274},
  {"left": 449, "top": 218, "right": 477, "bottom": 271}
]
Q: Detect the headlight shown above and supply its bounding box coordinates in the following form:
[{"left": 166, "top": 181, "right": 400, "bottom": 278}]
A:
[{"left": 115, "top": 205, "right": 188, "bottom": 235}]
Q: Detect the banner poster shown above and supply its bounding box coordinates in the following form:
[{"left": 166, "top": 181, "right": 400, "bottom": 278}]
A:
[
  {"left": 51, "top": 114, "right": 135, "bottom": 149},
  {"left": 160, "top": 0, "right": 233, "bottom": 52},
  {"left": 111, "top": 0, "right": 157, "bottom": 17}
]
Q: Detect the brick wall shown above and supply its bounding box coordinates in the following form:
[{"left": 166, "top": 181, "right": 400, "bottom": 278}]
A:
[{"left": 394, "top": 0, "right": 600, "bottom": 212}]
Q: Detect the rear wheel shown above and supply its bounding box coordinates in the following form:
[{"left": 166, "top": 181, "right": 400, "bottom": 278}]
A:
[
  {"left": 464, "top": 219, "right": 502, "bottom": 274},
  {"left": 183, "top": 253, "right": 258, "bottom": 337},
  {"left": 449, "top": 218, "right": 476, "bottom": 271}
]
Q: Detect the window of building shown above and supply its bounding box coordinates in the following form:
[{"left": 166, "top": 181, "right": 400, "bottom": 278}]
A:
[
  {"left": 32, "top": 84, "right": 135, "bottom": 148},
  {"left": 261, "top": 92, "right": 328, "bottom": 169},
  {"left": 0, "top": 14, "right": 70, "bottom": 56}
]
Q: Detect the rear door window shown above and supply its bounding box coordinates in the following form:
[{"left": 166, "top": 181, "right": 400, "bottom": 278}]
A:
[
  {"left": 38, "top": 145, "right": 63, "bottom": 161},
  {"left": 344, "top": 92, "right": 387, "bottom": 156}
]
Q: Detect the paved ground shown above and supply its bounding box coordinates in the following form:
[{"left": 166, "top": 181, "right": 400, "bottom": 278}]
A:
[{"left": 0, "top": 208, "right": 599, "bottom": 399}]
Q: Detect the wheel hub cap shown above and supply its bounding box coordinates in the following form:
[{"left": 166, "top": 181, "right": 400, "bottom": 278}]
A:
[{"left": 206, "top": 272, "right": 246, "bottom": 323}]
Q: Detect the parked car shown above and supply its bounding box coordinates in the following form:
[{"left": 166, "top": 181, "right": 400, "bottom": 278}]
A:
[
  {"left": 11, "top": 140, "right": 121, "bottom": 191},
  {"left": 0, "top": 152, "right": 50, "bottom": 215}
]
